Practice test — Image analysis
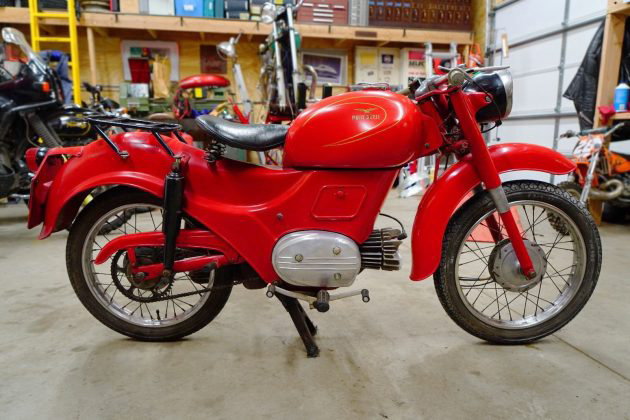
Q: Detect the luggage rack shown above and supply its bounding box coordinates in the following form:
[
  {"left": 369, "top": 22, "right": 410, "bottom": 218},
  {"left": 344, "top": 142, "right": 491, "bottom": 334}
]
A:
[{"left": 86, "top": 115, "right": 187, "bottom": 159}]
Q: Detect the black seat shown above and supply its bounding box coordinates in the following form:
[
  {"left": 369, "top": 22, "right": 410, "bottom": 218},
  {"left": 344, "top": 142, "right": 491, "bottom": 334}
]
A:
[{"left": 196, "top": 115, "right": 288, "bottom": 151}]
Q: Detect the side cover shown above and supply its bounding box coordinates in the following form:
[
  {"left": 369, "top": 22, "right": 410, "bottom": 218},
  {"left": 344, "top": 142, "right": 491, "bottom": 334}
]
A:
[{"left": 283, "top": 90, "right": 442, "bottom": 168}]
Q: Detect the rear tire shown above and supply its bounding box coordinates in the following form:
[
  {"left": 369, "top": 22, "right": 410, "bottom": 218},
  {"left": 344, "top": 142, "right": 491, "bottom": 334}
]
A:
[
  {"left": 66, "top": 188, "right": 233, "bottom": 341},
  {"left": 434, "top": 181, "right": 601, "bottom": 344}
]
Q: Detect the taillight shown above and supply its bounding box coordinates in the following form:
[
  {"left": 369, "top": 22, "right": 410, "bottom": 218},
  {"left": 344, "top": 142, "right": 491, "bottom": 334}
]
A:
[
  {"left": 41, "top": 82, "right": 51, "bottom": 93},
  {"left": 25, "top": 147, "right": 48, "bottom": 172}
]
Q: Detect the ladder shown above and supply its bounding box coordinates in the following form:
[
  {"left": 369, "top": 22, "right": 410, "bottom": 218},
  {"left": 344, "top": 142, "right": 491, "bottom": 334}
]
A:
[{"left": 28, "top": 0, "right": 81, "bottom": 105}]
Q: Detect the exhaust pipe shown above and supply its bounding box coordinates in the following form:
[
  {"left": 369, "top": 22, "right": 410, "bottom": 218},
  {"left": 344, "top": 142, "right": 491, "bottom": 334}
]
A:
[{"left": 589, "top": 179, "right": 625, "bottom": 201}]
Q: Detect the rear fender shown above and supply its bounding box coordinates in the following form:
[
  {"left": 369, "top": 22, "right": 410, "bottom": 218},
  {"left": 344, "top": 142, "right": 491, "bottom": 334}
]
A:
[
  {"left": 410, "top": 143, "right": 576, "bottom": 281},
  {"left": 28, "top": 133, "right": 174, "bottom": 238}
]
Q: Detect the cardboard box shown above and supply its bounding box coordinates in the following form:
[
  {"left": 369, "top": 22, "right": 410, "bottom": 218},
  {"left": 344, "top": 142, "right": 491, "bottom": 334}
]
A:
[{"left": 119, "top": 0, "right": 139, "bottom": 13}]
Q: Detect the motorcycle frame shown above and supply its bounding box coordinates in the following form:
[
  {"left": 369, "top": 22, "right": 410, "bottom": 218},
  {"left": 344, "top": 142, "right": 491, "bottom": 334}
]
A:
[{"left": 27, "top": 84, "right": 575, "bottom": 283}]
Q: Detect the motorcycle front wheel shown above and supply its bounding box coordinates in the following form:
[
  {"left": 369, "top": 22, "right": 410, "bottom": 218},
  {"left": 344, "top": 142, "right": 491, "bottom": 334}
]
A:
[
  {"left": 66, "top": 187, "right": 233, "bottom": 341},
  {"left": 434, "top": 180, "right": 601, "bottom": 344}
]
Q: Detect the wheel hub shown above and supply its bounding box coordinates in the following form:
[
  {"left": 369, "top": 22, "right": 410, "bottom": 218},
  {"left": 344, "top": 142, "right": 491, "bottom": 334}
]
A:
[
  {"left": 110, "top": 249, "right": 173, "bottom": 302},
  {"left": 488, "top": 238, "right": 547, "bottom": 292}
]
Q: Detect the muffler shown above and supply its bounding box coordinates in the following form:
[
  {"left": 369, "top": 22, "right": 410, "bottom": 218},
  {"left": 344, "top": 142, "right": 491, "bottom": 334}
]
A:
[{"left": 589, "top": 179, "right": 625, "bottom": 201}]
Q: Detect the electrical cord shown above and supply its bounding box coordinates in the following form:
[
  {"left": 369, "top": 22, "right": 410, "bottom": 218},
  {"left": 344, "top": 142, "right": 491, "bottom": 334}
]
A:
[{"left": 379, "top": 212, "right": 408, "bottom": 240}]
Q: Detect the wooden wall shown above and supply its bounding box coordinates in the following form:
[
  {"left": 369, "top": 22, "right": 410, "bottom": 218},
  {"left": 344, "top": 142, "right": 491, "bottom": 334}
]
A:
[
  {"left": 471, "top": 0, "right": 487, "bottom": 51},
  {"left": 67, "top": 29, "right": 363, "bottom": 109},
  {"left": 10, "top": 21, "right": 478, "bottom": 106}
]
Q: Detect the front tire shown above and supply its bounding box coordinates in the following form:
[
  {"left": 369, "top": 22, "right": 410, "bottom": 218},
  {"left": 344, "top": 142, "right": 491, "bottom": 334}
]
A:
[
  {"left": 66, "top": 188, "right": 233, "bottom": 341},
  {"left": 434, "top": 181, "right": 601, "bottom": 344}
]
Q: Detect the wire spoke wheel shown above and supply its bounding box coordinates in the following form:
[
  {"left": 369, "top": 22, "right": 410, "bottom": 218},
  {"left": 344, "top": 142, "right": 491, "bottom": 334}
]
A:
[
  {"left": 455, "top": 201, "right": 585, "bottom": 329},
  {"left": 67, "top": 188, "right": 232, "bottom": 341},
  {"left": 434, "top": 181, "right": 601, "bottom": 343},
  {"left": 83, "top": 203, "right": 214, "bottom": 327}
]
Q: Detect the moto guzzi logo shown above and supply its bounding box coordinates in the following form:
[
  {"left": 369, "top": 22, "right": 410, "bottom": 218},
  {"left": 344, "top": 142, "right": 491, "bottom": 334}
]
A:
[{"left": 352, "top": 107, "right": 381, "bottom": 120}]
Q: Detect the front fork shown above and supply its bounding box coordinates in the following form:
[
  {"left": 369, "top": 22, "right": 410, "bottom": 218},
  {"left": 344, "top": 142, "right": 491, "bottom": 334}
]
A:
[
  {"left": 579, "top": 149, "right": 601, "bottom": 204},
  {"left": 450, "top": 90, "right": 536, "bottom": 279}
]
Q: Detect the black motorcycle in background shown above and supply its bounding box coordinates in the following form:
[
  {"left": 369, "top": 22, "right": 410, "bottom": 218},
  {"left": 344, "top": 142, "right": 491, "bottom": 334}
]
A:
[{"left": 0, "top": 27, "right": 114, "bottom": 202}]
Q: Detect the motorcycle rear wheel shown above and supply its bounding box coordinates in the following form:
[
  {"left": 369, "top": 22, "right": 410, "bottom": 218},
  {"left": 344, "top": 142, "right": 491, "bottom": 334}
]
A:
[
  {"left": 66, "top": 188, "right": 233, "bottom": 341},
  {"left": 434, "top": 180, "right": 601, "bottom": 344}
]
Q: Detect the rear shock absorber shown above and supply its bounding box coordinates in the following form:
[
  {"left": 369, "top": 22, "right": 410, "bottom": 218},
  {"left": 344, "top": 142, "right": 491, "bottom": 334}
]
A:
[{"left": 161, "top": 157, "right": 184, "bottom": 280}]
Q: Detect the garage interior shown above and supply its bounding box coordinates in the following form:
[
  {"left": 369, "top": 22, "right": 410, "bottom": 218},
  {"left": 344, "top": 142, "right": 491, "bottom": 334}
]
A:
[{"left": 1, "top": 0, "right": 630, "bottom": 418}]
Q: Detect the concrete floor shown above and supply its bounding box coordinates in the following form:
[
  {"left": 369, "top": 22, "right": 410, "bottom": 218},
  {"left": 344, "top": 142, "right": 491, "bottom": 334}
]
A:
[{"left": 1, "top": 195, "right": 629, "bottom": 420}]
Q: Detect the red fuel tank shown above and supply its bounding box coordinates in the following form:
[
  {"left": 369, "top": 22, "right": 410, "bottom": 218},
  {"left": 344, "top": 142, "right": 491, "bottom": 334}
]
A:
[{"left": 283, "top": 90, "right": 442, "bottom": 168}]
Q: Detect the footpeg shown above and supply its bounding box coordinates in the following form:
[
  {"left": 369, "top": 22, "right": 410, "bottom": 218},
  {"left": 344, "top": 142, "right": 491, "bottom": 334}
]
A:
[
  {"left": 361, "top": 289, "right": 370, "bottom": 303},
  {"left": 266, "top": 284, "right": 370, "bottom": 310},
  {"left": 313, "top": 290, "right": 330, "bottom": 313},
  {"left": 269, "top": 284, "right": 369, "bottom": 357}
]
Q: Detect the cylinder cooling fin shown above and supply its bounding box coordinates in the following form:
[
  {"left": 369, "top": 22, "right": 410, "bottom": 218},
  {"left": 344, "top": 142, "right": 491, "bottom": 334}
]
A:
[{"left": 359, "top": 228, "right": 402, "bottom": 271}]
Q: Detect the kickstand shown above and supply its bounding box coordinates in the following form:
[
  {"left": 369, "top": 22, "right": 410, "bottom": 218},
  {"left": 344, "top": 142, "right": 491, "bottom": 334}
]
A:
[{"left": 276, "top": 294, "right": 319, "bottom": 357}]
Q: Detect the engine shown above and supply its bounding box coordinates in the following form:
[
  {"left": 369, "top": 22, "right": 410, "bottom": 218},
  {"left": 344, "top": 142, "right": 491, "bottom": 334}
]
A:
[
  {"left": 359, "top": 228, "right": 403, "bottom": 271},
  {"left": 271, "top": 228, "right": 402, "bottom": 288}
]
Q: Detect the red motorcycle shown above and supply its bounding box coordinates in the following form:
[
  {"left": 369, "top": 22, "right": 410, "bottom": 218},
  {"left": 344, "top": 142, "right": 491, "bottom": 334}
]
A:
[{"left": 26, "top": 66, "right": 601, "bottom": 357}]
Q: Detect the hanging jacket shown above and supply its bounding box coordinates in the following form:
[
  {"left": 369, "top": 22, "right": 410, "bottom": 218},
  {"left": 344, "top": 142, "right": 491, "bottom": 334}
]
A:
[{"left": 563, "top": 21, "right": 605, "bottom": 131}]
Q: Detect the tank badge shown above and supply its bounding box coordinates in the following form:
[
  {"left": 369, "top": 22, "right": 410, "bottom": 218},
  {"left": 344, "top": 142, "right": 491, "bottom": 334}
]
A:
[{"left": 352, "top": 108, "right": 380, "bottom": 120}]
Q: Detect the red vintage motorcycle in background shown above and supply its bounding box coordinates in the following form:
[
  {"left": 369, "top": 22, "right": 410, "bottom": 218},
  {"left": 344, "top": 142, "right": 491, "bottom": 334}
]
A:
[{"left": 26, "top": 65, "right": 601, "bottom": 357}]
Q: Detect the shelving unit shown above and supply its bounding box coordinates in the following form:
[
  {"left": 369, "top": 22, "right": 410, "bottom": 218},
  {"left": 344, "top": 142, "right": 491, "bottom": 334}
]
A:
[
  {"left": 0, "top": 7, "right": 472, "bottom": 45},
  {"left": 591, "top": 0, "right": 630, "bottom": 223},
  {"left": 611, "top": 112, "right": 630, "bottom": 121},
  {"left": 594, "top": 0, "right": 630, "bottom": 128}
]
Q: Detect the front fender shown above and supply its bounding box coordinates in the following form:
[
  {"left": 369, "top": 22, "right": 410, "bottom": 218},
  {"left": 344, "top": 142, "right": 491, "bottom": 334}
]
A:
[
  {"left": 29, "top": 133, "right": 175, "bottom": 238},
  {"left": 409, "top": 143, "right": 576, "bottom": 281}
]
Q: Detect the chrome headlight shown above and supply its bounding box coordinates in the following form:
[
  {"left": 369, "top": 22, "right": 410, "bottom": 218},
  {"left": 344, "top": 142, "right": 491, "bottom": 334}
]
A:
[
  {"left": 261, "top": 3, "right": 277, "bottom": 24},
  {"left": 463, "top": 69, "right": 513, "bottom": 123}
]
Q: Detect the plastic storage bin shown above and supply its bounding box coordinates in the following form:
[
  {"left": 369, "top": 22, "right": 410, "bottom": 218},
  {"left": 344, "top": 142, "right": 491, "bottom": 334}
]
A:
[
  {"left": 203, "top": 0, "right": 214, "bottom": 16},
  {"left": 176, "top": 0, "right": 203, "bottom": 16}
]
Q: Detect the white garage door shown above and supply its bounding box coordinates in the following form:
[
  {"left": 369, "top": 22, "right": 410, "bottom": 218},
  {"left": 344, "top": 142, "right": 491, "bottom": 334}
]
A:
[{"left": 488, "top": 0, "right": 608, "bottom": 182}]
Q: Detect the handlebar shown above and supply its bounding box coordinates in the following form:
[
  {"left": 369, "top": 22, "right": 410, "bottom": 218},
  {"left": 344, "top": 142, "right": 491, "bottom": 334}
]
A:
[
  {"left": 560, "top": 122, "right": 627, "bottom": 139},
  {"left": 411, "top": 65, "right": 511, "bottom": 99}
]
